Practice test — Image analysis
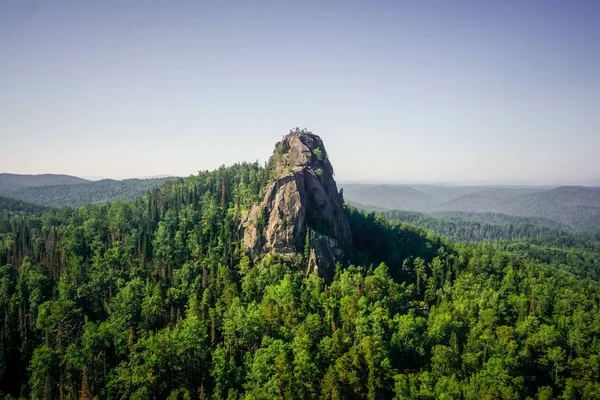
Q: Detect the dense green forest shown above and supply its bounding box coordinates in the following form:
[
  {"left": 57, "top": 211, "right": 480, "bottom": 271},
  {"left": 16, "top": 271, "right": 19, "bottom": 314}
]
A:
[
  {"left": 383, "top": 210, "right": 600, "bottom": 283},
  {"left": 1, "top": 161, "right": 600, "bottom": 399},
  {"left": 382, "top": 210, "right": 570, "bottom": 243},
  {"left": 0, "top": 196, "right": 46, "bottom": 215},
  {"left": 1, "top": 178, "right": 172, "bottom": 209}
]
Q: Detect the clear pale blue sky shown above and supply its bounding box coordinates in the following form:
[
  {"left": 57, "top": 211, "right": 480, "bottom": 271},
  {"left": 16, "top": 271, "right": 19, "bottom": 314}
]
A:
[{"left": 1, "top": 0, "right": 599, "bottom": 182}]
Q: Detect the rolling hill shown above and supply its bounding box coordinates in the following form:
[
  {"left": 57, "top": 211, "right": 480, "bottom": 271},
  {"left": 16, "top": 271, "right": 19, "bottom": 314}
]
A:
[
  {"left": 341, "top": 183, "right": 600, "bottom": 230},
  {"left": 341, "top": 184, "right": 436, "bottom": 212},
  {"left": 0, "top": 173, "right": 89, "bottom": 194},
  {"left": 0, "top": 173, "right": 174, "bottom": 208},
  {"left": 4, "top": 177, "right": 173, "bottom": 208}
]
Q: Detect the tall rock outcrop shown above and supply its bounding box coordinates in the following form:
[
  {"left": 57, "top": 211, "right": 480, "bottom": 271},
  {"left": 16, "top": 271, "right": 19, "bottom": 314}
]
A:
[{"left": 241, "top": 129, "right": 352, "bottom": 280}]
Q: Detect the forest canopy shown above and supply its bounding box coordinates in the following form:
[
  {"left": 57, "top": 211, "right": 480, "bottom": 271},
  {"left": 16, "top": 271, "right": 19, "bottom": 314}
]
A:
[{"left": 0, "top": 160, "right": 599, "bottom": 399}]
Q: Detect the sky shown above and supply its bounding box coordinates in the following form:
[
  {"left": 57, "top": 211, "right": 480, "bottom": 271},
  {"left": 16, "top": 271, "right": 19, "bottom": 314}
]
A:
[{"left": 1, "top": 0, "right": 599, "bottom": 183}]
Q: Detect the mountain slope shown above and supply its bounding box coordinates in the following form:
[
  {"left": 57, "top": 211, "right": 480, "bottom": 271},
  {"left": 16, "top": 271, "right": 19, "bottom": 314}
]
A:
[
  {"left": 503, "top": 186, "right": 600, "bottom": 229},
  {"left": 0, "top": 195, "right": 47, "bottom": 214},
  {"left": 437, "top": 186, "right": 600, "bottom": 229},
  {"left": 342, "top": 183, "right": 600, "bottom": 230},
  {"left": 5, "top": 177, "right": 172, "bottom": 208},
  {"left": 0, "top": 173, "right": 89, "bottom": 194},
  {"left": 340, "top": 184, "right": 435, "bottom": 212}
]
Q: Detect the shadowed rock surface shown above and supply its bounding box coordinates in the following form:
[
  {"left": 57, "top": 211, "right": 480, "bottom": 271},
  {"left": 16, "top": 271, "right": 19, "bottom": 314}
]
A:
[{"left": 241, "top": 129, "right": 352, "bottom": 280}]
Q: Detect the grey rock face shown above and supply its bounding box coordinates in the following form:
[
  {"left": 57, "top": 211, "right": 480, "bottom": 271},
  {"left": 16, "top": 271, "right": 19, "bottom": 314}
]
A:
[{"left": 241, "top": 130, "right": 352, "bottom": 280}]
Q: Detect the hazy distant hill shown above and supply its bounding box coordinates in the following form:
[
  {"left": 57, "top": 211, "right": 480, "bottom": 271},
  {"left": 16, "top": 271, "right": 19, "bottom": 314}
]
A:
[
  {"left": 501, "top": 186, "right": 600, "bottom": 230},
  {"left": 341, "top": 184, "right": 546, "bottom": 211},
  {"left": 435, "top": 188, "right": 543, "bottom": 214},
  {"left": 0, "top": 173, "right": 89, "bottom": 194},
  {"left": 342, "top": 184, "right": 435, "bottom": 212},
  {"left": 341, "top": 183, "right": 600, "bottom": 230},
  {"left": 345, "top": 201, "right": 388, "bottom": 212},
  {"left": 4, "top": 178, "right": 172, "bottom": 208}
]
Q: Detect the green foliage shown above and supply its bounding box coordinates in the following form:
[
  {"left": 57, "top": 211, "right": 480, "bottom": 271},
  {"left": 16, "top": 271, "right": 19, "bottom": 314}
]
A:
[
  {"left": 304, "top": 230, "right": 311, "bottom": 259},
  {"left": 313, "top": 148, "right": 326, "bottom": 162},
  {"left": 276, "top": 141, "right": 289, "bottom": 158},
  {"left": 384, "top": 210, "right": 571, "bottom": 242},
  {"left": 383, "top": 209, "right": 600, "bottom": 281},
  {"left": 307, "top": 217, "right": 333, "bottom": 237},
  {"left": 0, "top": 195, "right": 47, "bottom": 215},
  {"left": 0, "top": 163, "right": 599, "bottom": 399},
  {"left": 2, "top": 178, "right": 172, "bottom": 209}
]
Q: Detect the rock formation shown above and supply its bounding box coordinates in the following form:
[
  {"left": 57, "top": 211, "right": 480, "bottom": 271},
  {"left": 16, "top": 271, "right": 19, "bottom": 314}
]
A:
[{"left": 241, "top": 129, "right": 352, "bottom": 280}]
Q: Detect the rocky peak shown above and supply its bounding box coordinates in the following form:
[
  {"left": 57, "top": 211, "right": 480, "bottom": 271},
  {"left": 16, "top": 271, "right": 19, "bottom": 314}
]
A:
[
  {"left": 241, "top": 129, "right": 352, "bottom": 281},
  {"left": 270, "top": 131, "right": 332, "bottom": 175}
]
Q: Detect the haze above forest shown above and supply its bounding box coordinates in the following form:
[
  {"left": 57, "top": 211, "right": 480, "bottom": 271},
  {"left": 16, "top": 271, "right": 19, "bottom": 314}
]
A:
[{"left": 2, "top": 1, "right": 599, "bottom": 181}]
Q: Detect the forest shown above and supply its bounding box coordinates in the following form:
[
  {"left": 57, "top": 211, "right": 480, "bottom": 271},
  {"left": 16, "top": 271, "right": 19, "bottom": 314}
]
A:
[
  {"left": 341, "top": 184, "right": 600, "bottom": 231},
  {"left": 0, "top": 175, "right": 171, "bottom": 209},
  {"left": 381, "top": 210, "right": 570, "bottom": 243},
  {"left": 0, "top": 160, "right": 599, "bottom": 399},
  {"left": 0, "top": 196, "right": 46, "bottom": 216}
]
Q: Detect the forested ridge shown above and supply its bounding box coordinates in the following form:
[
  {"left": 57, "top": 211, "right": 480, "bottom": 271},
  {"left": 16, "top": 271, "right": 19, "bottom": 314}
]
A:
[
  {"left": 1, "top": 178, "right": 172, "bottom": 209},
  {"left": 1, "top": 157, "right": 600, "bottom": 399},
  {"left": 382, "top": 210, "right": 571, "bottom": 243},
  {"left": 341, "top": 184, "right": 600, "bottom": 230},
  {"left": 0, "top": 174, "right": 89, "bottom": 195}
]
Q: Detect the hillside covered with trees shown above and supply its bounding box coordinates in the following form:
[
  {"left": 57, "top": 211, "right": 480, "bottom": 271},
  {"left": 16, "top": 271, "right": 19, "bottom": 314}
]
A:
[
  {"left": 0, "top": 196, "right": 47, "bottom": 215},
  {"left": 0, "top": 132, "right": 599, "bottom": 399},
  {"left": 382, "top": 210, "right": 570, "bottom": 242},
  {"left": 1, "top": 177, "right": 172, "bottom": 209},
  {"left": 341, "top": 184, "right": 600, "bottom": 230},
  {"left": 0, "top": 174, "right": 89, "bottom": 195}
]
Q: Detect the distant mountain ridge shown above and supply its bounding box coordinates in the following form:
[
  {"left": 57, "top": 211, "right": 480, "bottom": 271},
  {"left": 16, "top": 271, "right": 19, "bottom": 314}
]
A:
[
  {"left": 3, "top": 173, "right": 599, "bottom": 228},
  {"left": 341, "top": 183, "right": 600, "bottom": 230},
  {"left": 0, "top": 173, "right": 89, "bottom": 194},
  {"left": 0, "top": 173, "right": 173, "bottom": 208}
]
